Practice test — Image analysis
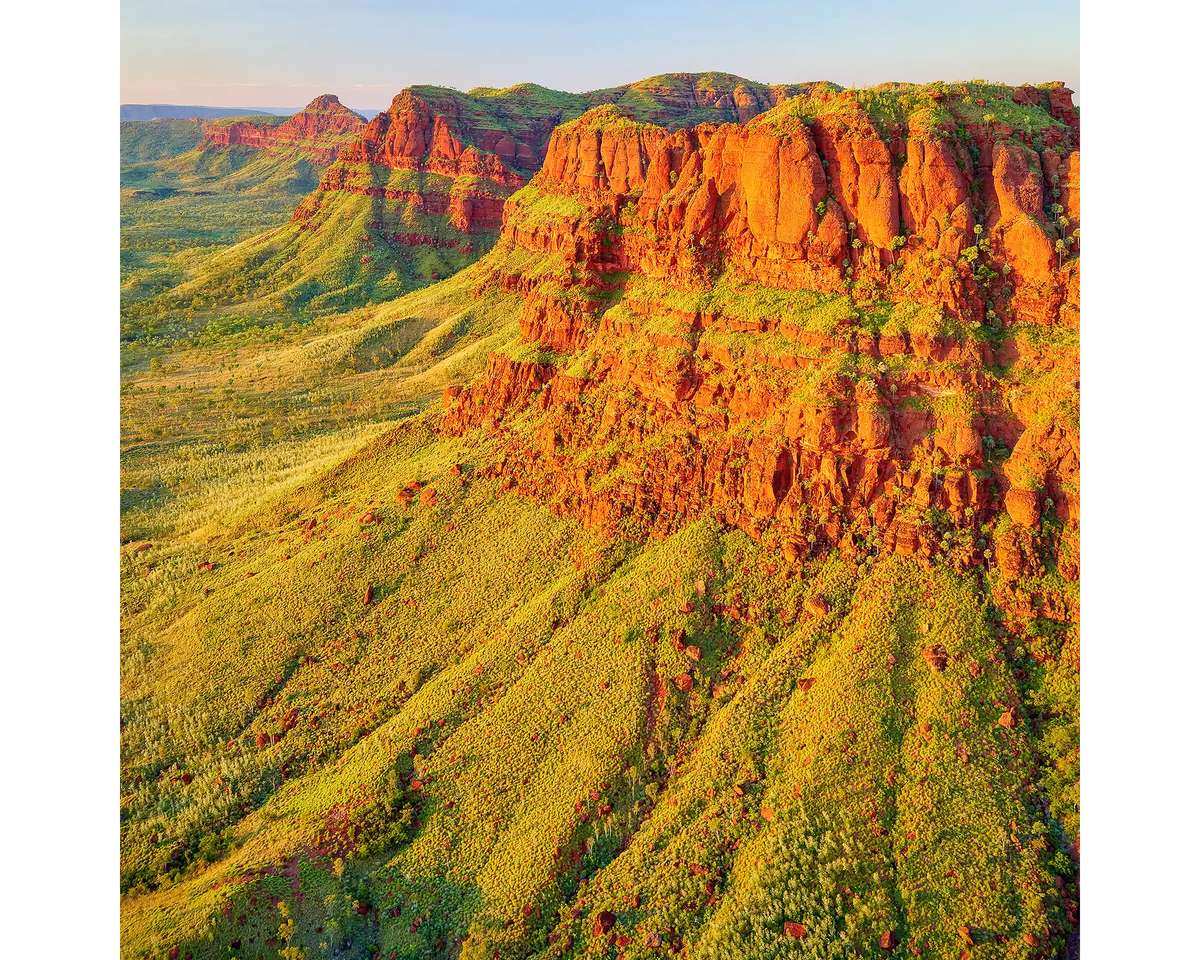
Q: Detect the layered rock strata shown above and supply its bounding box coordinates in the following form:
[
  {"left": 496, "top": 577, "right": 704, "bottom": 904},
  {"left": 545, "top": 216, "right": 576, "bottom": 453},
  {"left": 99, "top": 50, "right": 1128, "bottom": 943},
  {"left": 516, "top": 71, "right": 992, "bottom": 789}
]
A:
[
  {"left": 442, "top": 83, "right": 1081, "bottom": 617},
  {"left": 201, "top": 94, "right": 367, "bottom": 165},
  {"left": 292, "top": 74, "right": 821, "bottom": 253}
]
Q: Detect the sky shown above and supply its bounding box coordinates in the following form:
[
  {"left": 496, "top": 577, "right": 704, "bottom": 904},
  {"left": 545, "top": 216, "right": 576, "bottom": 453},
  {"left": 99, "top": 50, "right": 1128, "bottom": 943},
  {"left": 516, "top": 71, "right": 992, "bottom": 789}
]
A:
[{"left": 122, "top": 0, "right": 1080, "bottom": 111}]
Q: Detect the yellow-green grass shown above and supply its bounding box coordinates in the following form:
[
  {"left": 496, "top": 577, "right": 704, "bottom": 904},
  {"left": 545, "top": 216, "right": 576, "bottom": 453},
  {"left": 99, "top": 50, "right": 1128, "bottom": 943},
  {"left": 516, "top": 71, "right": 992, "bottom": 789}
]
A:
[
  {"left": 131, "top": 188, "right": 486, "bottom": 328},
  {"left": 757, "top": 80, "right": 1071, "bottom": 144},
  {"left": 121, "top": 262, "right": 523, "bottom": 551},
  {"left": 122, "top": 436, "right": 1073, "bottom": 959},
  {"left": 121, "top": 119, "right": 207, "bottom": 165},
  {"left": 121, "top": 141, "right": 337, "bottom": 337}
]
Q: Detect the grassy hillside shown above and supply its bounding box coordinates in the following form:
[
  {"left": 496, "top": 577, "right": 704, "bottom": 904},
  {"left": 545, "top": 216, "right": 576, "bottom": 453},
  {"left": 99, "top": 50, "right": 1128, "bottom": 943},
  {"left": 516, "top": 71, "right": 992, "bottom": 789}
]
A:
[
  {"left": 121, "top": 259, "right": 521, "bottom": 542},
  {"left": 121, "top": 149, "right": 322, "bottom": 317},
  {"left": 465, "top": 72, "right": 816, "bottom": 132},
  {"left": 120, "top": 423, "right": 1076, "bottom": 960},
  {"left": 122, "top": 105, "right": 282, "bottom": 121},
  {"left": 121, "top": 268, "right": 1078, "bottom": 960},
  {"left": 121, "top": 111, "right": 360, "bottom": 340},
  {"left": 122, "top": 119, "right": 209, "bottom": 164}
]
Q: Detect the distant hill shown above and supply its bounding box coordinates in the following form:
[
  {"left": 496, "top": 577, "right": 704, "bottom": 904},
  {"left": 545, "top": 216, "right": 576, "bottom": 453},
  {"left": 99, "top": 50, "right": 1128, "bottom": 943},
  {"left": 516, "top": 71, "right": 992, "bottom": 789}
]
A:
[
  {"left": 198, "top": 94, "right": 367, "bottom": 164},
  {"left": 120, "top": 118, "right": 208, "bottom": 164},
  {"left": 121, "top": 103, "right": 382, "bottom": 121},
  {"left": 120, "top": 96, "right": 376, "bottom": 307},
  {"left": 120, "top": 104, "right": 284, "bottom": 121}
]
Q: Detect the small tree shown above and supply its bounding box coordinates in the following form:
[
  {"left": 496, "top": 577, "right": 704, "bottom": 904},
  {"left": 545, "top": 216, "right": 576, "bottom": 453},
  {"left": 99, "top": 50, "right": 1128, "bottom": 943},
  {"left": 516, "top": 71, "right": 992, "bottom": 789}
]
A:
[{"left": 1048, "top": 202, "right": 1067, "bottom": 238}]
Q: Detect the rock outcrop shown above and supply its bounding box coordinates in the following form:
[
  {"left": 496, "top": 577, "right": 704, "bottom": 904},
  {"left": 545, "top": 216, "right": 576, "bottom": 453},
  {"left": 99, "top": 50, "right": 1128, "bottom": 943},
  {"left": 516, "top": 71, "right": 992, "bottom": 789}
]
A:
[
  {"left": 201, "top": 94, "right": 367, "bottom": 165},
  {"left": 290, "top": 74, "right": 823, "bottom": 272},
  {"left": 441, "top": 81, "right": 1081, "bottom": 609}
]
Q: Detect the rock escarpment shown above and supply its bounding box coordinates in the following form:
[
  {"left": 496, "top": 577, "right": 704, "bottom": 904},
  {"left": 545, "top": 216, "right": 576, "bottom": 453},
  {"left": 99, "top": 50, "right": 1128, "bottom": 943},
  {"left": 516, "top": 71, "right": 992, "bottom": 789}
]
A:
[
  {"left": 442, "top": 82, "right": 1080, "bottom": 619},
  {"left": 183, "top": 75, "right": 911, "bottom": 310},
  {"left": 120, "top": 82, "right": 1081, "bottom": 960},
  {"left": 200, "top": 94, "right": 367, "bottom": 165},
  {"left": 291, "top": 74, "right": 820, "bottom": 267}
]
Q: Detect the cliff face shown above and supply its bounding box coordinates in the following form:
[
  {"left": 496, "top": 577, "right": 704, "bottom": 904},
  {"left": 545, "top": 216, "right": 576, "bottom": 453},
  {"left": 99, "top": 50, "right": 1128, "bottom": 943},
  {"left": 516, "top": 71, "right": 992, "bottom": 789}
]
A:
[
  {"left": 442, "top": 82, "right": 1080, "bottom": 621},
  {"left": 292, "top": 74, "right": 824, "bottom": 260},
  {"left": 304, "top": 88, "right": 529, "bottom": 240},
  {"left": 201, "top": 94, "right": 367, "bottom": 165},
  {"left": 342, "top": 89, "right": 548, "bottom": 178}
]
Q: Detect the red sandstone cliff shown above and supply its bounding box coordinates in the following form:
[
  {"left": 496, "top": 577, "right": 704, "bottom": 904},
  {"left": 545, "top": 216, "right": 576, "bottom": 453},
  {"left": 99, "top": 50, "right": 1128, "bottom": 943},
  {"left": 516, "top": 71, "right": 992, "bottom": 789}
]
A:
[
  {"left": 201, "top": 94, "right": 366, "bottom": 165},
  {"left": 441, "top": 83, "right": 1081, "bottom": 620},
  {"left": 292, "top": 75, "right": 825, "bottom": 252}
]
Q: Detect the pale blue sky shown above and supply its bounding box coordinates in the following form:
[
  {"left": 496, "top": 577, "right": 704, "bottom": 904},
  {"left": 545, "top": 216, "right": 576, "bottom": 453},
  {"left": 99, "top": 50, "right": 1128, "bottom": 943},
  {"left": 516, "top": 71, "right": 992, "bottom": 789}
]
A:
[{"left": 121, "top": 0, "right": 1080, "bottom": 110}]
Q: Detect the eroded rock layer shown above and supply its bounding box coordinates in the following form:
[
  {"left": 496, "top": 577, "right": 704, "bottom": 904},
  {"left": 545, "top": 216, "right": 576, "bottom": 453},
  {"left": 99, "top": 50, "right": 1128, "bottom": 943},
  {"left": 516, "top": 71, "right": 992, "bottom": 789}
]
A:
[
  {"left": 443, "top": 82, "right": 1080, "bottom": 621},
  {"left": 201, "top": 94, "right": 367, "bottom": 165},
  {"left": 292, "top": 74, "right": 822, "bottom": 257}
]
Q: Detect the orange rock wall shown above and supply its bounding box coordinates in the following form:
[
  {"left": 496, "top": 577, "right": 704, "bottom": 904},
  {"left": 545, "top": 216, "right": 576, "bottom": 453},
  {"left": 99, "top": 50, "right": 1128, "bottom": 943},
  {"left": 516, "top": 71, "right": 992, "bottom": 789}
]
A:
[
  {"left": 302, "top": 78, "right": 823, "bottom": 252},
  {"left": 201, "top": 94, "right": 367, "bottom": 165},
  {"left": 442, "top": 88, "right": 1081, "bottom": 616}
]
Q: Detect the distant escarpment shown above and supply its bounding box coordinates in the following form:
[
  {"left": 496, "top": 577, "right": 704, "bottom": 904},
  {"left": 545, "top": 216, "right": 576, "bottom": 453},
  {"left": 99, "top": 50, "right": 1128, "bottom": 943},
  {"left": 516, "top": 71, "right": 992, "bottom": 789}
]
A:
[
  {"left": 199, "top": 94, "right": 367, "bottom": 165},
  {"left": 176, "top": 75, "right": 828, "bottom": 312},
  {"left": 287, "top": 75, "right": 820, "bottom": 285},
  {"left": 443, "top": 81, "right": 1080, "bottom": 621}
]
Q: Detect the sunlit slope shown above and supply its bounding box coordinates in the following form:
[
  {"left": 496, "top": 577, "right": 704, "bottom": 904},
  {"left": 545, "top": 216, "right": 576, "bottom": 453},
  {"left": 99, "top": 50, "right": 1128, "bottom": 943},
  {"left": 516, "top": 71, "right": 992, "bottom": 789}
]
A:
[
  {"left": 121, "top": 144, "right": 329, "bottom": 309},
  {"left": 121, "top": 107, "right": 360, "bottom": 317},
  {"left": 121, "top": 119, "right": 208, "bottom": 165},
  {"left": 153, "top": 185, "right": 484, "bottom": 315},
  {"left": 121, "top": 408, "right": 1070, "bottom": 959},
  {"left": 120, "top": 259, "right": 523, "bottom": 549}
]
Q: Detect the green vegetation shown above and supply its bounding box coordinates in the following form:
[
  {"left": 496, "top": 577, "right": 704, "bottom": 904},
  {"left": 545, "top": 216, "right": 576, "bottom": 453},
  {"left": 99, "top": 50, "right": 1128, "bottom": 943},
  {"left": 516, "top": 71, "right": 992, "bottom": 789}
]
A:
[
  {"left": 121, "top": 119, "right": 207, "bottom": 164},
  {"left": 506, "top": 184, "right": 588, "bottom": 229},
  {"left": 498, "top": 341, "right": 571, "bottom": 367},
  {"left": 121, "top": 264, "right": 1078, "bottom": 960},
  {"left": 205, "top": 114, "right": 291, "bottom": 130},
  {"left": 122, "top": 186, "right": 492, "bottom": 343},
  {"left": 121, "top": 126, "right": 345, "bottom": 330},
  {"left": 122, "top": 419, "right": 1076, "bottom": 958},
  {"left": 459, "top": 73, "right": 814, "bottom": 136},
  {"left": 560, "top": 104, "right": 659, "bottom": 137},
  {"left": 121, "top": 262, "right": 521, "bottom": 541},
  {"left": 625, "top": 274, "right": 858, "bottom": 334},
  {"left": 755, "top": 80, "right": 1070, "bottom": 144}
]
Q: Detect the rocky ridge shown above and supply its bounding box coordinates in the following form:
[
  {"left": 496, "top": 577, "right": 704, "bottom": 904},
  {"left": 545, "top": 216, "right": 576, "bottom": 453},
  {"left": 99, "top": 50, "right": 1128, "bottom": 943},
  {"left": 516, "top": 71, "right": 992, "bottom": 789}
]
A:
[
  {"left": 441, "top": 81, "right": 1081, "bottom": 621},
  {"left": 289, "top": 74, "right": 821, "bottom": 263},
  {"left": 119, "top": 80, "right": 1081, "bottom": 960},
  {"left": 200, "top": 94, "right": 367, "bottom": 165}
]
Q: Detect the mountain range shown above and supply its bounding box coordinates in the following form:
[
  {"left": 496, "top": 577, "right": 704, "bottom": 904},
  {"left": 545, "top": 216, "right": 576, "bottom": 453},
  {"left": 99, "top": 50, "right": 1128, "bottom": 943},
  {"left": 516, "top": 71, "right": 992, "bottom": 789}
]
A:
[{"left": 121, "top": 103, "right": 383, "bottom": 122}]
